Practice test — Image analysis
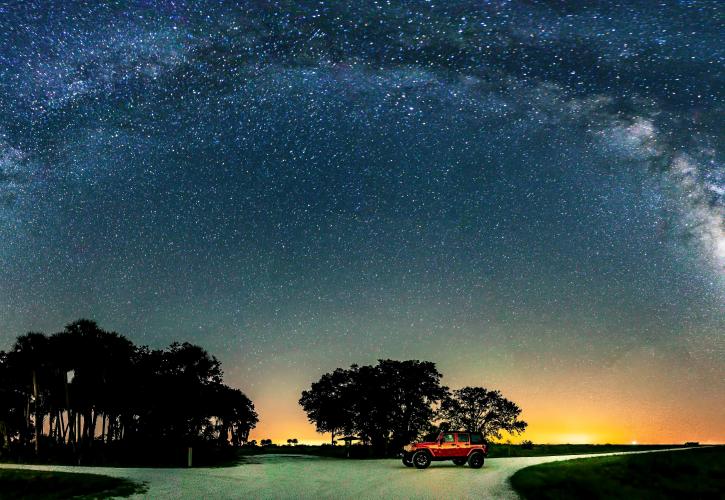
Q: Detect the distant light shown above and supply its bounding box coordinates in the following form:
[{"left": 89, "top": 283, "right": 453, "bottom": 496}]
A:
[{"left": 631, "top": 440, "right": 638, "bottom": 445}]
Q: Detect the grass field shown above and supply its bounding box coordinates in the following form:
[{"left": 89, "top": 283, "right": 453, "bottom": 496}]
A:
[
  {"left": 485, "top": 443, "right": 684, "bottom": 458},
  {"left": 510, "top": 446, "right": 724, "bottom": 499},
  {"left": 0, "top": 468, "right": 146, "bottom": 499}
]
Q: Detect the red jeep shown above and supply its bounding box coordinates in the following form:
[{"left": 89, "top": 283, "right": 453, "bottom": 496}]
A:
[{"left": 402, "top": 431, "right": 487, "bottom": 469}]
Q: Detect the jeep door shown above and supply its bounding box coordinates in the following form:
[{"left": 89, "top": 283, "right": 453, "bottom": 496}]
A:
[
  {"left": 455, "top": 432, "right": 472, "bottom": 457},
  {"left": 438, "top": 432, "right": 458, "bottom": 457}
]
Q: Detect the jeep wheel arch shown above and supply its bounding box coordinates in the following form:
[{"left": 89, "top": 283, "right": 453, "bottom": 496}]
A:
[
  {"left": 467, "top": 451, "right": 484, "bottom": 469},
  {"left": 412, "top": 450, "right": 432, "bottom": 469}
]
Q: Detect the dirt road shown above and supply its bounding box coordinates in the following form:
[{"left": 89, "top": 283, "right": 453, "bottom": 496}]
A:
[{"left": 0, "top": 449, "right": 691, "bottom": 499}]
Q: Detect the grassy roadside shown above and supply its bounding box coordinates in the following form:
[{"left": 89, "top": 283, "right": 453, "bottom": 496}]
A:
[
  {"left": 485, "top": 443, "right": 684, "bottom": 458},
  {"left": 509, "top": 446, "right": 724, "bottom": 499},
  {"left": 0, "top": 443, "right": 697, "bottom": 468},
  {"left": 0, "top": 468, "right": 147, "bottom": 499}
]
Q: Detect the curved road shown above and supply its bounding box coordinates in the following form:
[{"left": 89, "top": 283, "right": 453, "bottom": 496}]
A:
[{"left": 0, "top": 448, "right": 692, "bottom": 499}]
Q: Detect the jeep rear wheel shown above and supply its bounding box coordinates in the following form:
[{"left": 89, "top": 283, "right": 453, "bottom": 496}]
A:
[
  {"left": 452, "top": 458, "right": 467, "bottom": 466},
  {"left": 412, "top": 450, "right": 431, "bottom": 469},
  {"left": 468, "top": 451, "right": 484, "bottom": 469},
  {"left": 402, "top": 453, "right": 414, "bottom": 467}
]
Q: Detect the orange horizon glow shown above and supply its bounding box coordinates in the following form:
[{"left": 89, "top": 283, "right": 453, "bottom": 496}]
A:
[
  {"left": 233, "top": 345, "right": 725, "bottom": 448},
  {"left": 246, "top": 392, "right": 725, "bottom": 446},
  {"left": 248, "top": 425, "right": 725, "bottom": 447}
]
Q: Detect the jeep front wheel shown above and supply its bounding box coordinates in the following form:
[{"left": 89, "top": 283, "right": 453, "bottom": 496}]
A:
[
  {"left": 402, "top": 453, "right": 414, "bottom": 467},
  {"left": 412, "top": 450, "right": 431, "bottom": 469},
  {"left": 468, "top": 451, "right": 484, "bottom": 469},
  {"left": 452, "top": 458, "right": 467, "bottom": 466}
]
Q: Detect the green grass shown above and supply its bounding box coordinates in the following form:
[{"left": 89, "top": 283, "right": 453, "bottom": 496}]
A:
[
  {"left": 485, "top": 443, "right": 684, "bottom": 458},
  {"left": 234, "top": 444, "right": 359, "bottom": 460},
  {"left": 510, "top": 446, "right": 724, "bottom": 499},
  {"left": 0, "top": 468, "right": 147, "bottom": 499}
]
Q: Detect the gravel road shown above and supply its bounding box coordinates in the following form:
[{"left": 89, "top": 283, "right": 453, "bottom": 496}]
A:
[{"left": 0, "top": 448, "right": 691, "bottom": 499}]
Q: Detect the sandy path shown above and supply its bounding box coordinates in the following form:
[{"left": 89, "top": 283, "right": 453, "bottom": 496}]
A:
[{"left": 0, "top": 448, "right": 693, "bottom": 499}]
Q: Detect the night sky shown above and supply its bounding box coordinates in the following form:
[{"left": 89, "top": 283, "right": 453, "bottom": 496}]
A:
[{"left": 1, "top": 1, "right": 723, "bottom": 444}]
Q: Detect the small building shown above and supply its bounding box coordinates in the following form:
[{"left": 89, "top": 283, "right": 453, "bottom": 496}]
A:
[{"left": 341, "top": 435, "right": 362, "bottom": 457}]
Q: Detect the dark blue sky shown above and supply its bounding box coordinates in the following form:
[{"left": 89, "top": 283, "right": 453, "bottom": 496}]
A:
[{"left": 0, "top": 1, "right": 722, "bottom": 443}]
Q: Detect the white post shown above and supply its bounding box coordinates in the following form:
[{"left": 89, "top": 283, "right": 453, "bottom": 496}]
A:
[{"left": 187, "top": 447, "right": 193, "bottom": 467}]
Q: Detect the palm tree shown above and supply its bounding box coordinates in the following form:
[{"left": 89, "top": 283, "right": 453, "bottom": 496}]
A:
[
  {"left": 1, "top": 319, "right": 259, "bottom": 462},
  {"left": 9, "top": 332, "right": 50, "bottom": 454}
]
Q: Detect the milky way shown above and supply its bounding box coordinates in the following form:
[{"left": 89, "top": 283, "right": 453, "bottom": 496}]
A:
[{"left": 1, "top": 1, "right": 723, "bottom": 443}]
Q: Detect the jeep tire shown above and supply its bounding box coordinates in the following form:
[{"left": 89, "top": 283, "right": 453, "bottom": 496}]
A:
[
  {"left": 412, "top": 450, "right": 431, "bottom": 469},
  {"left": 452, "top": 458, "right": 467, "bottom": 466},
  {"left": 402, "top": 453, "right": 414, "bottom": 467},
  {"left": 468, "top": 451, "right": 484, "bottom": 469}
]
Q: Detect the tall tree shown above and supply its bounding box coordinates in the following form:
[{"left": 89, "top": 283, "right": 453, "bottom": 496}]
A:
[
  {"left": 7, "top": 332, "right": 51, "bottom": 453},
  {"left": 0, "top": 320, "right": 258, "bottom": 461},
  {"left": 209, "top": 384, "right": 258, "bottom": 446},
  {"left": 299, "top": 367, "right": 356, "bottom": 445},
  {"left": 51, "top": 320, "right": 136, "bottom": 449},
  {"left": 438, "top": 386, "right": 527, "bottom": 440},
  {"left": 0, "top": 350, "right": 24, "bottom": 453},
  {"left": 300, "top": 359, "right": 447, "bottom": 455},
  {"left": 376, "top": 359, "right": 447, "bottom": 452}
]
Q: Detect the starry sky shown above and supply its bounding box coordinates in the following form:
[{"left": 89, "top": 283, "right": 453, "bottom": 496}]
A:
[{"left": 1, "top": 1, "right": 723, "bottom": 444}]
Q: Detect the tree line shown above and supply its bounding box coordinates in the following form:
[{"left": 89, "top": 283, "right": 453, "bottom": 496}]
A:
[
  {"left": 1, "top": 320, "right": 527, "bottom": 462},
  {"left": 299, "top": 360, "right": 527, "bottom": 456},
  {"left": 0, "top": 320, "right": 257, "bottom": 461}
]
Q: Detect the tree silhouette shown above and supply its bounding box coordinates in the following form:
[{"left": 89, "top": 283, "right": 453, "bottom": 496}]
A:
[
  {"left": 6, "top": 332, "right": 51, "bottom": 453},
  {"left": 299, "top": 367, "right": 356, "bottom": 445},
  {"left": 300, "top": 359, "right": 447, "bottom": 456},
  {"left": 0, "top": 319, "right": 258, "bottom": 462},
  {"left": 438, "top": 386, "right": 527, "bottom": 440},
  {"left": 211, "top": 385, "right": 257, "bottom": 447}
]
